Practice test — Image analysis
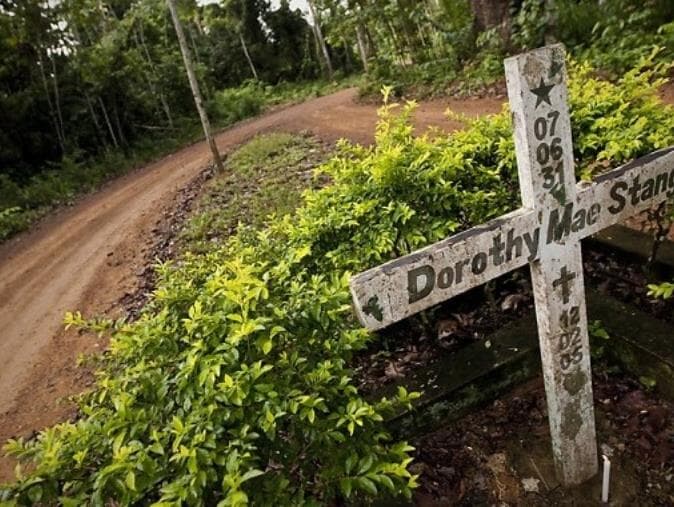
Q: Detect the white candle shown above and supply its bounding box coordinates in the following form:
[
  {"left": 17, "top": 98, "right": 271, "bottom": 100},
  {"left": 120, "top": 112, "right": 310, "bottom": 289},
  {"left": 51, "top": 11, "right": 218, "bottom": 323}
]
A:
[{"left": 601, "top": 454, "right": 611, "bottom": 503}]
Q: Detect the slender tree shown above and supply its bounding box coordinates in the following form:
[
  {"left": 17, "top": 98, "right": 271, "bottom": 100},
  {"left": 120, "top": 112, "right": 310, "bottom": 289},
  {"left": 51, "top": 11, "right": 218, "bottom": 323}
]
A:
[
  {"left": 166, "top": 0, "right": 223, "bottom": 172},
  {"left": 307, "top": 0, "right": 333, "bottom": 79}
]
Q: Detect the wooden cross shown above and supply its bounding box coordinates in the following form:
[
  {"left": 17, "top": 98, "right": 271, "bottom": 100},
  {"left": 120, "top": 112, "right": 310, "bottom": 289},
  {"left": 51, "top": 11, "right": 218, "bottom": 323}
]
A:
[{"left": 349, "top": 44, "right": 674, "bottom": 486}]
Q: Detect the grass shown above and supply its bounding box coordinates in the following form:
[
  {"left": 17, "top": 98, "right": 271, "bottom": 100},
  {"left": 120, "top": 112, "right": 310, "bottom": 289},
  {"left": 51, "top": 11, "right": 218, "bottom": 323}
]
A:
[{"left": 178, "top": 133, "right": 332, "bottom": 255}]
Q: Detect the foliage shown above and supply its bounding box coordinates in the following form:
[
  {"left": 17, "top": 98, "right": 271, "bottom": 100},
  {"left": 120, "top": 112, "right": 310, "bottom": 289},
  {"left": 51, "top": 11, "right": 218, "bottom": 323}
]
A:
[
  {"left": 210, "top": 76, "right": 361, "bottom": 124},
  {"left": 0, "top": 207, "right": 29, "bottom": 242},
  {"left": 210, "top": 83, "right": 265, "bottom": 125},
  {"left": 358, "top": 0, "right": 674, "bottom": 99},
  {"left": 180, "top": 133, "right": 330, "bottom": 254},
  {"left": 647, "top": 282, "right": 674, "bottom": 299},
  {"left": 569, "top": 55, "right": 674, "bottom": 179},
  {"left": 577, "top": 0, "right": 674, "bottom": 75},
  {"left": 589, "top": 319, "right": 611, "bottom": 360},
  {"left": 0, "top": 74, "right": 353, "bottom": 244},
  {"left": 2, "top": 58, "right": 674, "bottom": 504},
  {"left": 0, "top": 0, "right": 359, "bottom": 240}
]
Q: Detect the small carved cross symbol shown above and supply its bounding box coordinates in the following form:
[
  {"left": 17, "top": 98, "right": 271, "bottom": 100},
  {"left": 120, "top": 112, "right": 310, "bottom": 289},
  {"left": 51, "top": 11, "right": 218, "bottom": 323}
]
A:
[{"left": 553, "top": 265, "right": 576, "bottom": 304}]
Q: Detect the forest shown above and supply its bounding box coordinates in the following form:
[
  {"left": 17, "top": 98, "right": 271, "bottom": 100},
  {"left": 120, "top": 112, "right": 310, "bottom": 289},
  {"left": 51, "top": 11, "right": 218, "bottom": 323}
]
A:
[
  {"left": 2, "top": 0, "right": 673, "bottom": 240},
  {"left": 2, "top": 0, "right": 674, "bottom": 505}
]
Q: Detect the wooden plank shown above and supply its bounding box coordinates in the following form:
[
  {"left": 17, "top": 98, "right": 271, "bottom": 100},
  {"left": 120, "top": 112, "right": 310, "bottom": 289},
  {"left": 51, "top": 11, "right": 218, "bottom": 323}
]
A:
[{"left": 349, "top": 208, "right": 538, "bottom": 330}]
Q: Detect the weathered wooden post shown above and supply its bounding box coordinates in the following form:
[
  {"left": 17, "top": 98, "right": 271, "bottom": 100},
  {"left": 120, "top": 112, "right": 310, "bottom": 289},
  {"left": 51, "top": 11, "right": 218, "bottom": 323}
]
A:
[
  {"left": 349, "top": 43, "right": 674, "bottom": 488},
  {"left": 504, "top": 44, "right": 597, "bottom": 484}
]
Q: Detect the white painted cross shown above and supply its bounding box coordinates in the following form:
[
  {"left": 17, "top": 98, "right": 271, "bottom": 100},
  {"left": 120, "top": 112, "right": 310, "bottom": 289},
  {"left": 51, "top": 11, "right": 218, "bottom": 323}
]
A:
[{"left": 350, "top": 44, "right": 674, "bottom": 486}]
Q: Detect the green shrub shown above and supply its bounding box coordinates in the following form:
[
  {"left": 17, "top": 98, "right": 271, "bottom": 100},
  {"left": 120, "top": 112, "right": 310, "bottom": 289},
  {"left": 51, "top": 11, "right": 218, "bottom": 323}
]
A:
[
  {"left": 2, "top": 60, "right": 674, "bottom": 505},
  {"left": 0, "top": 174, "right": 22, "bottom": 209},
  {"left": 648, "top": 282, "right": 674, "bottom": 299},
  {"left": 578, "top": 1, "right": 674, "bottom": 75},
  {"left": 211, "top": 82, "right": 265, "bottom": 125},
  {"left": 0, "top": 206, "right": 29, "bottom": 241}
]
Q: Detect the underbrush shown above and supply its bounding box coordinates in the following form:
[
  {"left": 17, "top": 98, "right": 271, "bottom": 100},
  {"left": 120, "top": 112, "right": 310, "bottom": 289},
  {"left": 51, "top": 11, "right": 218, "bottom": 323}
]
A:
[
  {"left": 2, "top": 62, "right": 673, "bottom": 505},
  {"left": 361, "top": 0, "right": 674, "bottom": 101},
  {"left": 179, "top": 133, "right": 331, "bottom": 255},
  {"left": 0, "top": 78, "right": 358, "bottom": 244},
  {"left": 211, "top": 76, "right": 362, "bottom": 124}
]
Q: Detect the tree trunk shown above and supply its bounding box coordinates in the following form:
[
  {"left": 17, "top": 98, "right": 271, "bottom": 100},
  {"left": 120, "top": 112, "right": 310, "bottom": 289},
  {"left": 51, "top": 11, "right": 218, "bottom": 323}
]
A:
[
  {"left": 85, "top": 92, "right": 107, "bottom": 148},
  {"left": 239, "top": 31, "right": 258, "bottom": 80},
  {"left": 167, "top": 0, "right": 223, "bottom": 172},
  {"left": 98, "top": 96, "right": 119, "bottom": 149},
  {"left": 37, "top": 50, "right": 65, "bottom": 153},
  {"left": 307, "top": 0, "right": 333, "bottom": 79},
  {"left": 139, "top": 24, "right": 174, "bottom": 128},
  {"left": 112, "top": 103, "right": 128, "bottom": 148},
  {"left": 342, "top": 37, "right": 352, "bottom": 72},
  {"left": 469, "top": 0, "right": 511, "bottom": 42},
  {"left": 356, "top": 24, "right": 369, "bottom": 72},
  {"left": 49, "top": 53, "right": 66, "bottom": 149}
]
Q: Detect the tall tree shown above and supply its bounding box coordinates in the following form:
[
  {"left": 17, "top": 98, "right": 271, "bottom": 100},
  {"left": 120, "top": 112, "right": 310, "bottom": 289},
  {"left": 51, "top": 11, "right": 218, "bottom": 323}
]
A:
[
  {"left": 166, "top": 0, "right": 223, "bottom": 172},
  {"left": 307, "top": 0, "right": 333, "bottom": 79}
]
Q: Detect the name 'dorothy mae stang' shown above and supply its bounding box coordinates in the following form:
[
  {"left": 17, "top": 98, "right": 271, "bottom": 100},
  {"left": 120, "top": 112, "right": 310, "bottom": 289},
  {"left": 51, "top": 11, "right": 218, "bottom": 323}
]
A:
[
  {"left": 349, "top": 43, "right": 674, "bottom": 487},
  {"left": 409, "top": 168, "right": 674, "bottom": 305}
]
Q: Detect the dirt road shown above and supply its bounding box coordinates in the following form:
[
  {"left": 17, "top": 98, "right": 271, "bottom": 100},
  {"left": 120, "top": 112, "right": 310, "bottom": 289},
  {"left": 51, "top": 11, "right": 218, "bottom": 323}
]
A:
[{"left": 0, "top": 88, "right": 503, "bottom": 480}]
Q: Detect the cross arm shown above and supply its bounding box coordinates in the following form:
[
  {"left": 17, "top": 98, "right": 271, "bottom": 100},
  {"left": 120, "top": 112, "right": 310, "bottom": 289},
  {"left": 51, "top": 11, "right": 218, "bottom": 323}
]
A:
[
  {"left": 350, "top": 207, "right": 539, "bottom": 330},
  {"left": 575, "top": 146, "right": 674, "bottom": 239}
]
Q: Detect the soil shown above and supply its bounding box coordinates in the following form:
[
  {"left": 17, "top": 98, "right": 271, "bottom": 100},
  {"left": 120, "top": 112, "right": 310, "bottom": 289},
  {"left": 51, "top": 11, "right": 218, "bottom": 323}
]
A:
[
  {"left": 0, "top": 88, "right": 502, "bottom": 482},
  {"left": 411, "top": 373, "right": 674, "bottom": 506}
]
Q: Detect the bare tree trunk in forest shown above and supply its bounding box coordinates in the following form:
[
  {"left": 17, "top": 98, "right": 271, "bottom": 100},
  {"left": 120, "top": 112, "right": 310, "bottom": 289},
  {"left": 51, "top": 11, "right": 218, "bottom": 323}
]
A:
[
  {"left": 187, "top": 24, "right": 201, "bottom": 68},
  {"left": 166, "top": 0, "right": 224, "bottom": 172},
  {"left": 307, "top": 0, "right": 333, "bottom": 79},
  {"left": 139, "top": 24, "right": 174, "bottom": 128},
  {"left": 49, "top": 53, "right": 66, "bottom": 150},
  {"left": 239, "top": 31, "right": 259, "bottom": 80},
  {"left": 386, "top": 20, "right": 407, "bottom": 66},
  {"left": 112, "top": 104, "right": 127, "bottom": 148},
  {"left": 98, "top": 96, "right": 119, "bottom": 149},
  {"left": 356, "top": 24, "right": 369, "bottom": 71},
  {"left": 342, "top": 37, "right": 352, "bottom": 72},
  {"left": 85, "top": 92, "right": 107, "bottom": 148},
  {"left": 365, "top": 25, "right": 378, "bottom": 58},
  {"left": 37, "top": 50, "right": 65, "bottom": 153},
  {"left": 469, "top": 0, "right": 511, "bottom": 42}
]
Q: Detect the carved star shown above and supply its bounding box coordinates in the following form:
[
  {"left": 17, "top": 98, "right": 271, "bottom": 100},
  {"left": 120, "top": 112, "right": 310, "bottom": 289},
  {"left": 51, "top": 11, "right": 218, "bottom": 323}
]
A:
[{"left": 530, "top": 78, "right": 555, "bottom": 108}]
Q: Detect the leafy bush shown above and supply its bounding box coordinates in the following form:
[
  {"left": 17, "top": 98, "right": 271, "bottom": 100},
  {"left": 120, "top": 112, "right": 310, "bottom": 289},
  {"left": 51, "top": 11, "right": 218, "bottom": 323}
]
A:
[
  {"left": 648, "top": 282, "right": 674, "bottom": 299},
  {"left": 3, "top": 61, "right": 674, "bottom": 505},
  {"left": 211, "top": 82, "right": 265, "bottom": 125},
  {"left": 0, "top": 175, "right": 22, "bottom": 210},
  {"left": 0, "top": 206, "right": 30, "bottom": 241},
  {"left": 578, "top": 1, "right": 674, "bottom": 75}
]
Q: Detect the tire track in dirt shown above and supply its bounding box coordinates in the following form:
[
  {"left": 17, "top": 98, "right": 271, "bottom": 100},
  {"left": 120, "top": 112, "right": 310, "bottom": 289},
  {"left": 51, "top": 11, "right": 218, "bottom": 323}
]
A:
[{"left": 0, "top": 88, "right": 503, "bottom": 481}]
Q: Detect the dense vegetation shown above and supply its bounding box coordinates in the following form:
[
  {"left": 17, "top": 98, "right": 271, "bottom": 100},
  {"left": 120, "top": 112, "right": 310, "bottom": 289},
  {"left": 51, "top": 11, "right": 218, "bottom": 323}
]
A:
[
  {"left": 2, "top": 0, "right": 674, "bottom": 241},
  {"left": 0, "top": 0, "right": 358, "bottom": 240},
  {"left": 2, "top": 54, "right": 673, "bottom": 504},
  {"left": 356, "top": 0, "right": 674, "bottom": 96},
  {"left": 179, "top": 133, "right": 332, "bottom": 255},
  {"left": 2, "top": 0, "right": 674, "bottom": 504}
]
